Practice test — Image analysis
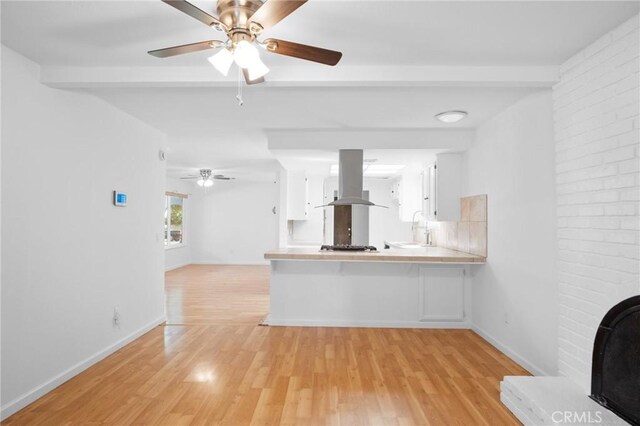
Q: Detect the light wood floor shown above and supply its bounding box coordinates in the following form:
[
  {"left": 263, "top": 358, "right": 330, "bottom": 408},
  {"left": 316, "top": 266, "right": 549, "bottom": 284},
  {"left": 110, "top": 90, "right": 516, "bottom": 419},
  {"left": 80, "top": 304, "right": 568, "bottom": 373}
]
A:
[
  {"left": 4, "top": 265, "right": 528, "bottom": 425},
  {"left": 165, "top": 265, "right": 270, "bottom": 325}
]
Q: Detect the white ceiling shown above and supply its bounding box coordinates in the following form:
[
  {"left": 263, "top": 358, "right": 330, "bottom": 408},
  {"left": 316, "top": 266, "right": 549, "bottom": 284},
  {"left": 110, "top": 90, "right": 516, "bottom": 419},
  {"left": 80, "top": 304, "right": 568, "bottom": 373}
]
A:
[
  {"left": 84, "top": 85, "right": 539, "bottom": 176},
  {"left": 2, "top": 1, "right": 638, "bottom": 179},
  {"left": 2, "top": 1, "right": 638, "bottom": 67}
]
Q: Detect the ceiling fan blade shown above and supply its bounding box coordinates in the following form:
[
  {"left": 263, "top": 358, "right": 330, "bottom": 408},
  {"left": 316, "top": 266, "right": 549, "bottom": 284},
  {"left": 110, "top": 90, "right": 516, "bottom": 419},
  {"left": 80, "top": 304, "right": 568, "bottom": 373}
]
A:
[
  {"left": 263, "top": 38, "right": 342, "bottom": 66},
  {"left": 248, "top": 0, "right": 307, "bottom": 32},
  {"left": 213, "top": 175, "right": 235, "bottom": 180},
  {"left": 148, "top": 40, "right": 224, "bottom": 58},
  {"left": 180, "top": 176, "right": 199, "bottom": 179},
  {"left": 162, "top": 0, "right": 225, "bottom": 28},
  {"left": 242, "top": 68, "right": 265, "bottom": 85}
]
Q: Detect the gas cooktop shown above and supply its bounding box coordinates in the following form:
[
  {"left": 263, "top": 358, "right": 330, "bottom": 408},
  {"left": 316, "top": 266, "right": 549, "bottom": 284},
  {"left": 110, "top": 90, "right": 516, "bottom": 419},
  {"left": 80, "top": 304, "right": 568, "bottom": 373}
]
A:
[{"left": 320, "top": 245, "right": 378, "bottom": 252}]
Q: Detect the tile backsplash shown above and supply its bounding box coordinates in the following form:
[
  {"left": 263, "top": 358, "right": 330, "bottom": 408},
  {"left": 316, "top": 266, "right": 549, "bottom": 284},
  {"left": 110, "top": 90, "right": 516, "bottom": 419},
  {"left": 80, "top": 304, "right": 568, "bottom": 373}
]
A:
[{"left": 429, "top": 195, "right": 488, "bottom": 257}]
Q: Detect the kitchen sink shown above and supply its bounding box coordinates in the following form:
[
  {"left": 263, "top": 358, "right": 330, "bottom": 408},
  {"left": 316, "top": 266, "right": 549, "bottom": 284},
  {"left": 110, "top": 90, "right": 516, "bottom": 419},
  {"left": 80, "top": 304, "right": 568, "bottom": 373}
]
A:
[{"left": 384, "top": 241, "right": 430, "bottom": 249}]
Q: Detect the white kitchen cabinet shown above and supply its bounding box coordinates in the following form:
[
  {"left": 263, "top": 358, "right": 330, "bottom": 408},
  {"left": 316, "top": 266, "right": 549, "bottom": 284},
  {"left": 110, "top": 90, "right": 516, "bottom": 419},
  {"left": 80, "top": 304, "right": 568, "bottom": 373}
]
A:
[
  {"left": 268, "top": 261, "right": 471, "bottom": 328},
  {"left": 423, "top": 164, "right": 437, "bottom": 221},
  {"left": 286, "top": 171, "right": 309, "bottom": 220},
  {"left": 420, "top": 267, "right": 465, "bottom": 322},
  {"left": 390, "top": 180, "right": 400, "bottom": 201},
  {"left": 396, "top": 173, "right": 422, "bottom": 222},
  {"left": 422, "top": 153, "right": 462, "bottom": 222}
]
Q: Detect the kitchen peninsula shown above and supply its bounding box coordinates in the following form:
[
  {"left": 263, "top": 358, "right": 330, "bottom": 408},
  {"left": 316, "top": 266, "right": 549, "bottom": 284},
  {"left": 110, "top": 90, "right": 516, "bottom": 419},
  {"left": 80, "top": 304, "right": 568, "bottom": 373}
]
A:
[
  {"left": 263, "top": 246, "right": 485, "bottom": 329},
  {"left": 264, "top": 191, "right": 488, "bottom": 328},
  {"left": 265, "top": 149, "right": 488, "bottom": 329},
  {"left": 265, "top": 246, "right": 485, "bottom": 263}
]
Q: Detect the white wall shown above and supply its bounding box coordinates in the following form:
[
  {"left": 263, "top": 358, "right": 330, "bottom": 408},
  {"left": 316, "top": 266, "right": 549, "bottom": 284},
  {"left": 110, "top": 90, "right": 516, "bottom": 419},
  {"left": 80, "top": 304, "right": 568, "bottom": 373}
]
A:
[
  {"left": 288, "top": 174, "right": 326, "bottom": 245},
  {"left": 277, "top": 166, "right": 289, "bottom": 248},
  {"left": 1, "top": 47, "right": 167, "bottom": 419},
  {"left": 465, "top": 90, "right": 558, "bottom": 376},
  {"left": 165, "top": 177, "right": 193, "bottom": 271},
  {"left": 367, "top": 179, "right": 414, "bottom": 249},
  {"left": 190, "top": 179, "right": 280, "bottom": 264},
  {"left": 554, "top": 14, "right": 640, "bottom": 392}
]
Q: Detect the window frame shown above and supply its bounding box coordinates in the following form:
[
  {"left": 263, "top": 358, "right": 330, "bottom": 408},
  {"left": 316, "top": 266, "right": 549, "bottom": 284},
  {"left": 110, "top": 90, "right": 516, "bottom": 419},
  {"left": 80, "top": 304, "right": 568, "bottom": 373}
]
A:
[{"left": 165, "top": 191, "right": 187, "bottom": 250}]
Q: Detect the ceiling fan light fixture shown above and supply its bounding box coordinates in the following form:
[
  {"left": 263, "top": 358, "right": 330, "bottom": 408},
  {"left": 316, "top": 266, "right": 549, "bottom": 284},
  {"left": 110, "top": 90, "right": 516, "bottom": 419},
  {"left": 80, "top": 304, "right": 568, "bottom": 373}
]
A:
[
  {"left": 435, "top": 110, "right": 468, "bottom": 123},
  {"left": 197, "top": 178, "right": 214, "bottom": 187},
  {"left": 208, "top": 48, "right": 234, "bottom": 76},
  {"left": 247, "top": 57, "right": 270, "bottom": 81},
  {"left": 233, "top": 40, "right": 260, "bottom": 68}
]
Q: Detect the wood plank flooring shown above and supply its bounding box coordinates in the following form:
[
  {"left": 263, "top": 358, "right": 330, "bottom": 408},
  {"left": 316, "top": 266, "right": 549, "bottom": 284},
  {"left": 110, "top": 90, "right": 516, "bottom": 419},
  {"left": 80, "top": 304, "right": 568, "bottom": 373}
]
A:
[
  {"left": 4, "top": 264, "right": 528, "bottom": 425},
  {"left": 165, "top": 265, "right": 270, "bottom": 325}
]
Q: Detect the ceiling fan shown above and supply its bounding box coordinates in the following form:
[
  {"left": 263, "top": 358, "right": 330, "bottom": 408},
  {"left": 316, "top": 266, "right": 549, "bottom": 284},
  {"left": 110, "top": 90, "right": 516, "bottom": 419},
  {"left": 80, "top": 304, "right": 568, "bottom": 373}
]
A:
[
  {"left": 148, "top": 0, "right": 343, "bottom": 85},
  {"left": 181, "top": 169, "right": 235, "bottom": 187}
]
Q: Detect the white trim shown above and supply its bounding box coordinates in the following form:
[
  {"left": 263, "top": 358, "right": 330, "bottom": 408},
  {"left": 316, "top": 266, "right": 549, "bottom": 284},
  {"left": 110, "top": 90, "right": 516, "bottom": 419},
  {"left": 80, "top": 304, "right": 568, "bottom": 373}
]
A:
[
  {"left": 42, "top": 65, "right": 560, "bottom": 89},
  {"left": 164, "top": 243, "right": 187, "bottom": 251},
  {"left": 165, "top": 261, "right": 191, "bottom": 272},
  {"left": 419, "top": 267, "right": 466, "bottom": 322},
  {"left": 266, "top": 318, "right": 471, "bottom": 329},
  {"left": 472, "top": 324, "right": 550, "bottom": 377},
  {"left": 191, "top": 261, "right": 270, "bottom": 266},
  {"left": 164, "top": 195, "right": 186, "bottom": 248},
  {"left": 0, "top": 315, "right": 166, "bottom": 421}
]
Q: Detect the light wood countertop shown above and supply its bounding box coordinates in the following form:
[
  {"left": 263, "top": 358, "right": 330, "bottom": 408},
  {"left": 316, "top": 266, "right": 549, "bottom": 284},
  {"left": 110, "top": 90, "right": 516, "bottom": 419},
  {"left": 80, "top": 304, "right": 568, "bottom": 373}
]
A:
[{"left": 264, "top": 247, "right": 486, "bottom": 264}]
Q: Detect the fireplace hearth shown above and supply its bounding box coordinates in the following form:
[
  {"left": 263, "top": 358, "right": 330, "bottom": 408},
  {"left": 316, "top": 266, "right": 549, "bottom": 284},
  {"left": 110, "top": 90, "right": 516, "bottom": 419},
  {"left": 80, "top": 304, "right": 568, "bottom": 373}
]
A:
[{"left": 590, "top": 295, "right": 640, "bottom": 426}]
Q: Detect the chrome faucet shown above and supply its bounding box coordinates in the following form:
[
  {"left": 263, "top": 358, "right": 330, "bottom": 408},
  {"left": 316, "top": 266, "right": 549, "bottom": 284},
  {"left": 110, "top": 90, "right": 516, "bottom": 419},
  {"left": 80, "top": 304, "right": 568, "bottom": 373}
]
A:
[
  {"left": 411, "top": 210, "right": 423, "bottom": 231},
  {"left": 411, "top": 210, "right": 432, "bottom": 246}
]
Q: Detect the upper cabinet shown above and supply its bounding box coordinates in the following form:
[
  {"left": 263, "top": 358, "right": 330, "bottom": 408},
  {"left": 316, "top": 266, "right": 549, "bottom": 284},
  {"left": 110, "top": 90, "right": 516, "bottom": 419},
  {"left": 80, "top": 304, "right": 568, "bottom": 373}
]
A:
[
  {"left": 287, "top": 171, "right": 309, "bottom": 220},
  {"left": 423, "top": 153, "right": 462, "bottom": 222},
  {"left": 395, "top": 172, "right": 423, "bottom": 222},
  {"left": 423, "top": 164, "right": 437, "bottom": 221}
]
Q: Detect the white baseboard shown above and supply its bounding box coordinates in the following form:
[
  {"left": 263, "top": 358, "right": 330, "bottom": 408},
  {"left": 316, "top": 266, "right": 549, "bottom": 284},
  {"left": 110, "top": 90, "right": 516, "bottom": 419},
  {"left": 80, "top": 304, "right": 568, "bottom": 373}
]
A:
[
  {"left": 266, "top": 318, "right": 471, "bottom": 329},
  {"left": 191, "top": 261, "right": 269, "bottom": 266},
  {"left": 472, "top": 324, "right": 550, "bottom": 377},
  {"left": 165, "top": 261, "right": 270, "bottom": 271},
  {"left": 0, "top": 315, "right": 166, "bottom": 421},
  {"left": 165, "top": 261, "right": 191, "bottom": 272}
]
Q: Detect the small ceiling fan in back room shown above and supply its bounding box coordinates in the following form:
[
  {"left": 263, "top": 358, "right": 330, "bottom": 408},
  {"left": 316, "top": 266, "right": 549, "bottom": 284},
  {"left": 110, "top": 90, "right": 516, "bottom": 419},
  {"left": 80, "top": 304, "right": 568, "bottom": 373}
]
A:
[
  {"left": 149, "top": 0, "right": 343, "bottom": 88},
  {"left": 181, "top": 169, "right": 235, "bottom": 188}
]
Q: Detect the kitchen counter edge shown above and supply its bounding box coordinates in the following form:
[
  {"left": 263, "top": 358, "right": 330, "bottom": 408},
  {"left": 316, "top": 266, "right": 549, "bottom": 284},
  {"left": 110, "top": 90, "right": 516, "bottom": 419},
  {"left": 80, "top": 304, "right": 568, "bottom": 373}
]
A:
[{"left": 264, "top": 248, "right": 486, "bottom": 264}]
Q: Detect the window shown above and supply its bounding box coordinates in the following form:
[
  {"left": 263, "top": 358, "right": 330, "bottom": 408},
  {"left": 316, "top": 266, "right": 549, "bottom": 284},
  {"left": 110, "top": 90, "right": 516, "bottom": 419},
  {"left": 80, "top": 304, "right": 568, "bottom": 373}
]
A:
[{"left": 165, "top": 192, "right": 186, "bottom": 247}]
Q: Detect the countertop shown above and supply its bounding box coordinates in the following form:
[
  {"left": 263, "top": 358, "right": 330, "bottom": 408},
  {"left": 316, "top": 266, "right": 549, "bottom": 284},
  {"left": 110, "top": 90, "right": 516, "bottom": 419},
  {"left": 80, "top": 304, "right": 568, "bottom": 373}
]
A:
[{"left": 264, "top": 247, "right": 486, "bottom": 264}]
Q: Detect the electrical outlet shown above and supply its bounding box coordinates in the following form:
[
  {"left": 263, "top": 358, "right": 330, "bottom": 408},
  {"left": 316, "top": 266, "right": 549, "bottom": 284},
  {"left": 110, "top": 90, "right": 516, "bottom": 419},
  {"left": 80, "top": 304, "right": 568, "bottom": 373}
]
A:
[{"left": 113, "top": 307, "right": 120, "bottom": 326}]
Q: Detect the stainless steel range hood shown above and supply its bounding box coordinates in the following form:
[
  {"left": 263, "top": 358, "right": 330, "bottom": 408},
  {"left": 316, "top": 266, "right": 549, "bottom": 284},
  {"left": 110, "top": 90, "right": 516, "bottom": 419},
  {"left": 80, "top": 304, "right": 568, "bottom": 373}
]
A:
[{"left": 329, "top": 149, "right": 376, "bottom": 207}]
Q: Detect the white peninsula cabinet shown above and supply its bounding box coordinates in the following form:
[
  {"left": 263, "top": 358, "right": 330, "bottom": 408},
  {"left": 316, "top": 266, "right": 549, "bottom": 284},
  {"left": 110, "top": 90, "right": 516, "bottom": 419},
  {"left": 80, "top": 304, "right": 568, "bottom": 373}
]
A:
[
  {"left": 420, "top": 267, "right": 466, "bottom": 322},
  {"left": 265, "top": 259, "right": 473, "bottom": 328},
  {"left": 264, "top": 246, "right": 483, "bottom": 328},
  {"left": 286, "top": 171, "right": 309, "bottom": 220},
  {"left": 423, "top": 153, "right": 463, "bottom": 222}
]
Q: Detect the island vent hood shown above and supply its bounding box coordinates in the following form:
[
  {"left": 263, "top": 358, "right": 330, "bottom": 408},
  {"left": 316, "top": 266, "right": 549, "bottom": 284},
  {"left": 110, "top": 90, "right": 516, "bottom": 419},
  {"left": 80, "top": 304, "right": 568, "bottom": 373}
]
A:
[{"left": 329, "top": 149, "right": 381, "bottom": 207}]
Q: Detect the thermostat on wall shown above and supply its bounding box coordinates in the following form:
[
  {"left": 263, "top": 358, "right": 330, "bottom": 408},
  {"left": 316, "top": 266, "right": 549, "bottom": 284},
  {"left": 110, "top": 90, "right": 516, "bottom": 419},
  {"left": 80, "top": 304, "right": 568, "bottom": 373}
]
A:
[{"left": 113, "top": 191, "right": 127, "bottom": 207}]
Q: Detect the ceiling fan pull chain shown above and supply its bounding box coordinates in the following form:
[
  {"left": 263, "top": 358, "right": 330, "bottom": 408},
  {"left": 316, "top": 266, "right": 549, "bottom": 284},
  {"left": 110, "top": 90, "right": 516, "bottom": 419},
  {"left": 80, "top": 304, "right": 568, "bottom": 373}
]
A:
[{"left": 236, "top": 67, "right": 244, "bottom": 107}]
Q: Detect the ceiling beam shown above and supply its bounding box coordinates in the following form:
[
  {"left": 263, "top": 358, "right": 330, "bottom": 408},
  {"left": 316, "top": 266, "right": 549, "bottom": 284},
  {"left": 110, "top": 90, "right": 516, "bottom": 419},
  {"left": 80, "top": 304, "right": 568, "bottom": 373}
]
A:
[
  {"left": 267, "top": 129, "right": 474, "bottom": 151},
  {"left": 40, "top": 65, "right": 558, "bottom": 88}
]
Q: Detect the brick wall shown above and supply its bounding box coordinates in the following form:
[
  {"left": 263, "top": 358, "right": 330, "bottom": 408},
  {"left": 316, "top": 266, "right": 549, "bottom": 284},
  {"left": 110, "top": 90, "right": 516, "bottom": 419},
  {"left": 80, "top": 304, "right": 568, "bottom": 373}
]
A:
[{"left": 554, "top": 14, "right": 640, "bottom": 392}]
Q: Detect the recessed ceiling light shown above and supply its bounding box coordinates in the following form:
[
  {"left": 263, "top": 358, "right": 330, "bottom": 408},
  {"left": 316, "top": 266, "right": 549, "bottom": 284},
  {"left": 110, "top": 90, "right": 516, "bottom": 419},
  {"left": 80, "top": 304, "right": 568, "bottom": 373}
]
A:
[{"left": 435, "top": 111, "right": 468, "bottom": 123}]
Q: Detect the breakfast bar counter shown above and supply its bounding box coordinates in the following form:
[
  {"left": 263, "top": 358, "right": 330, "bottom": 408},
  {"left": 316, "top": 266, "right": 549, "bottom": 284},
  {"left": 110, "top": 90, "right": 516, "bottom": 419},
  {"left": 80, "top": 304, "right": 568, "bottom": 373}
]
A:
[
  {"left": 264, "top": 246, "right": 486, "bottom": 329},
  {"left": 264, "top": 246, "right": 485, "bottom": 264}
]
